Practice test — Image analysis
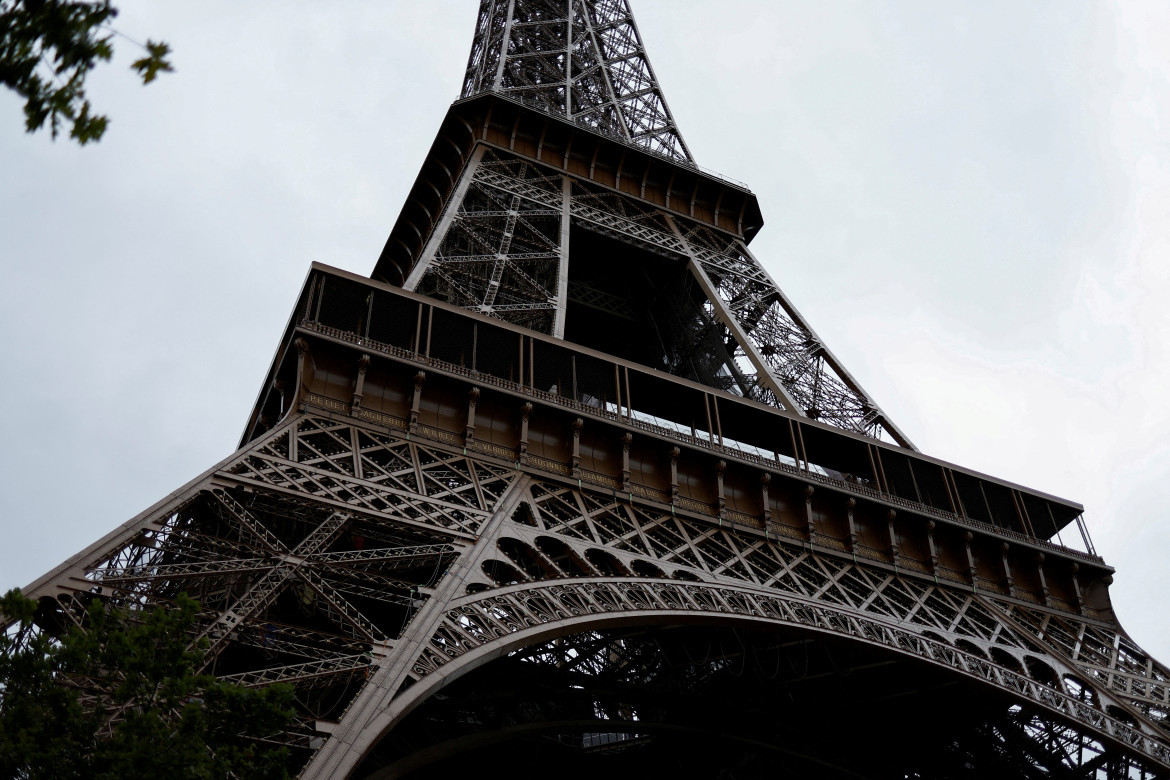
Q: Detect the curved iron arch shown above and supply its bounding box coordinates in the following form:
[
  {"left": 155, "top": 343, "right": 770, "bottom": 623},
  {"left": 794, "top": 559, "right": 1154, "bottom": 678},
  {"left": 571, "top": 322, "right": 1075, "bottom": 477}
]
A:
[{"left": 342, "top": 576, "right": 1170, "bottom": 775}]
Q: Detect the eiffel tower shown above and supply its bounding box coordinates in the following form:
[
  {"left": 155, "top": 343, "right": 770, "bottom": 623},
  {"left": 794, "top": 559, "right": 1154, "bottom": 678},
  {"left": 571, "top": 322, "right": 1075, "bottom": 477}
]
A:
[{"left": 9, "top": 2, "right": 1170, "bottom": 777}]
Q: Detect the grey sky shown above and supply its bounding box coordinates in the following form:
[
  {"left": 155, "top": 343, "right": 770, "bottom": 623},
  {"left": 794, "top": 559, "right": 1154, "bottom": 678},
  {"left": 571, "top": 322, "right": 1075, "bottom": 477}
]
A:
[{"left": 2, "top": 1, "right": 1167, "bottom": 662}]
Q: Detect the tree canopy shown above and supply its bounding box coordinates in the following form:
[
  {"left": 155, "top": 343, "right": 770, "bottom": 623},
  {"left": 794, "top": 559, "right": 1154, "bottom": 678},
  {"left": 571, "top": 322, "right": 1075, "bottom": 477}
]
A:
[
  {"left": 0, "top": 0, "right": 172, "bottom": 144},
  {"left": 0, "top": 590, "right": 294, "bottom": 779}
]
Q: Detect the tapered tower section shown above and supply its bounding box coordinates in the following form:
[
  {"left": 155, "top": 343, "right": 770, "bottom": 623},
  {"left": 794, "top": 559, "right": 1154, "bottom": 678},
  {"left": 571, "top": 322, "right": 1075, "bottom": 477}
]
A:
[{"left": 9, "top": 2, "right": 1170, "bottom": 778}]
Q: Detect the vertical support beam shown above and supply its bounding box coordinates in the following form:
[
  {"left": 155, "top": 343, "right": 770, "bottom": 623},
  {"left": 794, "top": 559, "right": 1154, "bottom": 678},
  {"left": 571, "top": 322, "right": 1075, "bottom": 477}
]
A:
[
  {"left": 570, "top": 418, "right": 583, "bottom": 477},
  {"left": 1036, "top": 552, "right": 1051, "bottom": 606},
  {"left": 552, "top": 175, "right": 572, "bottom": 339},
  {"left": 290, "top": 337, "right": 309, "bottom": 463},
  {"left": 906, "top": 460, "right": 923, "bottom": 504},
  {"left": 293, "top": 337, "right": 309, "bottom": 410},
  {"left": 409, "top": 371, "right": 426, "bottom": 432},
  {"left": 403, "top": 145, "right": 488, "bottom": 291},
  {"left": 803, "top": 484, "right": 816, "bottom": 541},
  {"left": 471, "top": 323, "right": 479, "bottom": 377},
  {"left": 760, "top": 473, "right": 772, "bottom": 524},
  {"left": 620, "top": 433, "right": 632, "bottom": 492},
  {"left": 518, "top": 402, "right": 532, "bottom": 463},
  {"left": 964, "top": 531, "right": 977, "bottom": 587},
  {"left": 925, "top": 520, "right": 939, "bottom": 574},
  {"left": 1002, "top": 543, "right": 1015, "bottom": 594},
  {"left": 465, "top": 387, "right": 480, "bottom": 445},
  {"left": 352, "top": 354, "right": 370, "bottom": 409},
  {"left": 887, "top": 510, "right": 899, "bottom": 561},
  {"left": 669, "top": 447, "right": 680, "bottom": 502},
  {"left": 845, "top": 497, "right": 858, "bottom": 551},
  {"left": 364, "top": 288, "right": 374, "bottom": 339}
]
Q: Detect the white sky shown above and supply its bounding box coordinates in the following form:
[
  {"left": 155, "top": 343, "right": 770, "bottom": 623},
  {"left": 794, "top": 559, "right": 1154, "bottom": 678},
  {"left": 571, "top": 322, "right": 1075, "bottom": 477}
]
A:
[{"left": 2, "top": 1, "right": 1168, "bottom": 663}]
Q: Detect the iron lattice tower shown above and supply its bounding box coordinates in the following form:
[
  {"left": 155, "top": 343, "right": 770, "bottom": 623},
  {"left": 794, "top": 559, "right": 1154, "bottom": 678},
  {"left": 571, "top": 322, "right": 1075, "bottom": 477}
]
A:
[{"left": 7, "top": 2, "right": 1170, "bottom": 777}]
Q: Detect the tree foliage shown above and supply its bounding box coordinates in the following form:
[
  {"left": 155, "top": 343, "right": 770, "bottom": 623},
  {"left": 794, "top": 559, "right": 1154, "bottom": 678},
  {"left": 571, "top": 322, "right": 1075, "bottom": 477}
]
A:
[
  {"left": 0, "top": 0, "right": 172, "bottom": 144},
  {"left": 0, "top": 589, "right": 294, "bottom": 779}
]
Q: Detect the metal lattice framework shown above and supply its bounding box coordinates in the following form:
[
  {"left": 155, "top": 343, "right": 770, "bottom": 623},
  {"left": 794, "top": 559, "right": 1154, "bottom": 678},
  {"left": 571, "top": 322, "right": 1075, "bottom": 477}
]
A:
[
  {"left": 7, "top": 2, "right": 1168, "bottom": 778},
  {"left": 407, "top": 145, "right": 914, "bottom": 446},
  {"left": 9, "top": 398, "right": 1170, "bottom": 776},
  {"left": 462, "top": 0, "right": 692, "bottom": 162}
]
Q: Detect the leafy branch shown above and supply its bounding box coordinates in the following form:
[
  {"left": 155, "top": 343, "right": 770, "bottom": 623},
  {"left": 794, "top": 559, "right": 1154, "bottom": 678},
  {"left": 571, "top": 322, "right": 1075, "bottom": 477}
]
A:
[
  {"left": 0, "top": 0, "right": 172, "bottom": 144},
  {"left": 0, "top": 589, "right": 294, "bottom": 779}
]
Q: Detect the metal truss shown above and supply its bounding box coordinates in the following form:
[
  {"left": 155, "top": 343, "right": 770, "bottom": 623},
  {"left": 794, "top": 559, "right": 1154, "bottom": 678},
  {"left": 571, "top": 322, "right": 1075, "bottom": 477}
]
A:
[
  {"left": 362, "top": 626, "right": 1164, "bottom": 778},
  {"left": 10, "top": 409, "right": 1166, "bottom": 777},
  {"left": 405, "top": 478, "right": 1168, "bottom": 754},
  {"left": 6, "top": 413, "right": 524, "bottom": 770},
  {"left": 461, "top": 0, "right": 692, "bottom": 162},
  {"left": 412, "top": 149, "right": 568, "bottom": 336},
  {"left": 408, "top": 146, "right": 914, "bottom": 446},
  {"left": 506, "top": 478, "right": 1170, "bottom": 719},
  {"left": 11, "top": 4, "right": 1163, "bottom": 778},
  {"left": 292, "top": 462, "right": 1168, "bottom": 777}
]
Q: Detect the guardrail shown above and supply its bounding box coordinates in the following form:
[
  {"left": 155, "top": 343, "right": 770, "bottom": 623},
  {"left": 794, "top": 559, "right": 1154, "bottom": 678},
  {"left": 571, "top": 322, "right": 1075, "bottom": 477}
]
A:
[{"left": 299, "top": 318, "right": 1103, "bottom": 567}]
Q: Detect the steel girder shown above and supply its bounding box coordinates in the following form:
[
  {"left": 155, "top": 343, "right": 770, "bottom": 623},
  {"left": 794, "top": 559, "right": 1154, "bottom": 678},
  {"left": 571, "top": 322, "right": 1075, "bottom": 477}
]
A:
[
  {"left": 441, "top": 0, "right": 913, "bottom": 445},
  {"left": 7, "top": 3, "right": 1162, "bottom": 779},
  {"left": 281, "top": 426, "right": 1169, "bottom": 777},
  {"left": 406, "top": 146, "right": 914, "bottom": 447},
  {"left": 461, "top": 0, "right": 692, "bottom": 162},
  {"left": 359, "top": 626, "right": 1163, "bottom": 779},
  {"left": 8, "top": 409, "right": 1167, "bottom": 777},
  {"left": 5, "top": 413, "right": 521, "bottom": 771}
]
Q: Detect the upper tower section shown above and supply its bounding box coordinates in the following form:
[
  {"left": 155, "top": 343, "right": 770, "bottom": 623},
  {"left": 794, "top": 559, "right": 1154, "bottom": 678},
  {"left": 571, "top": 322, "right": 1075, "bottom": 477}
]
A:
[
  {"left": 460, "top": 0, "right": 692, "bottom": 163},
  {"left": 373, "top": 0, "right": 914, "bottom": 449}
]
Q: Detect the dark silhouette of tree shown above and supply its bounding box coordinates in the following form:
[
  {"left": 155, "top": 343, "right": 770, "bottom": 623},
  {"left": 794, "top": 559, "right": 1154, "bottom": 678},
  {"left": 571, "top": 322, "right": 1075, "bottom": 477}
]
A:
[
  {"left": 0, "top": 0, "right": 172, "bottom": 143},
  {"left": 0, "top": 590, "right": 294, "bottom": 779}
]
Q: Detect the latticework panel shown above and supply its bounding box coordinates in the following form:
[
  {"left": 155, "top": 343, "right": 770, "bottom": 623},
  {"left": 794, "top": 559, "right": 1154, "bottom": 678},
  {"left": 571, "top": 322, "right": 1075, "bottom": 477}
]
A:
[
  {"left": 394, "top": 475, "right": 1170, "bottom": 773},
  {"left": 410, "top": 148, "right": 910, "bottom": 445},
  {"left": 7, "top": 414, "right": 523, "bottom": 770},
  {"left": 17, "top": 409, "right": 1163, "bottom": 777},
  {"left": 378, "top": 626, "right": 1164, "bottom": 779},
  {"left": 415, "top": 150, "right": 565, "bottom": 334},
  {"left": 461, "top": 0, "right": 692, "bottom": 162}
]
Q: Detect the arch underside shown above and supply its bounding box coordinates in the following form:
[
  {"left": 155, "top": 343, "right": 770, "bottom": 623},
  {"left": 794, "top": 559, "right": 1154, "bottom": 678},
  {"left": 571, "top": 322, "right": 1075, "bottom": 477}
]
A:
[
  {"left": 16, "top": 414, "right": 1170, "bottom": 778},
  {"left": 356, "top": 621, "right": 1162, "bottom": 779}
]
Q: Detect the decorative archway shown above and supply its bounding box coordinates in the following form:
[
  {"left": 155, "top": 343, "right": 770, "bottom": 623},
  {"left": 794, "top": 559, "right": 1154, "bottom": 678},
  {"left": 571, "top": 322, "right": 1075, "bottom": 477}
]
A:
[{"left": 342, "top": 577, "right": 1168, "bottom": 777}]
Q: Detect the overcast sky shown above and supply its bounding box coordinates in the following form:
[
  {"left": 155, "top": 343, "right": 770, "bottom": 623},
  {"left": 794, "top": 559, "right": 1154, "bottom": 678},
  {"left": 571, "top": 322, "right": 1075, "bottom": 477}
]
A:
[{"left": 3, "top": 1, "right": 1168, "bottom": 663}]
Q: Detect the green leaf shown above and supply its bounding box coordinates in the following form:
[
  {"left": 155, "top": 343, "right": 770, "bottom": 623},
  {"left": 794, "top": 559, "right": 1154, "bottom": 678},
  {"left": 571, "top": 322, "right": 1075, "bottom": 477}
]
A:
[
  {"left": 130, "top": 39, "right": 173, "bottom": 85},
  {"left": 0, "top": 2, "right": 172, "bottom": 145}
]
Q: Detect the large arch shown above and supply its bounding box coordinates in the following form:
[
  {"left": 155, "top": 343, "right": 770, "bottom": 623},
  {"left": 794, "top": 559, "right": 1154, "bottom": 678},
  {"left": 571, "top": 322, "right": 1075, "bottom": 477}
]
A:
[{"left": 339, "top": 577, "right": 1169, "bottom": 777}]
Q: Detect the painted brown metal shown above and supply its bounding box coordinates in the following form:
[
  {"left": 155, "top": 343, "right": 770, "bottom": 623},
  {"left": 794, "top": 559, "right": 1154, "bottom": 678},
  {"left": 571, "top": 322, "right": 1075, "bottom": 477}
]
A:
[{"left": 8, "top": 2, "right": 1170, "bottom": 778}]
